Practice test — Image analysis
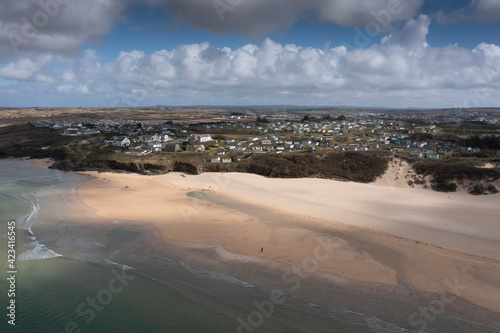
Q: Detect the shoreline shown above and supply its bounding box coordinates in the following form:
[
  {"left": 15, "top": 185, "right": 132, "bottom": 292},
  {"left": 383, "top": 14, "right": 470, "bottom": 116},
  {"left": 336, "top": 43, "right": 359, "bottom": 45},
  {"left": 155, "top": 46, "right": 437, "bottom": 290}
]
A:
[
  {"left": 75, "top": 170, "right": 500, "bottom": 315},
  {"left": 4, "top": 157, "right": 498, "bottom": 330}
]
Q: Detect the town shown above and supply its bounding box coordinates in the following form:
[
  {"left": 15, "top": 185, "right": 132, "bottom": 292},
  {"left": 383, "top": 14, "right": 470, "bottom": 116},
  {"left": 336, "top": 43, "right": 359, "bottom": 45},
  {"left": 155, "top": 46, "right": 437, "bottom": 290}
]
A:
[{"left": 26, "top": 110, "right": 499, "bottom": 164}]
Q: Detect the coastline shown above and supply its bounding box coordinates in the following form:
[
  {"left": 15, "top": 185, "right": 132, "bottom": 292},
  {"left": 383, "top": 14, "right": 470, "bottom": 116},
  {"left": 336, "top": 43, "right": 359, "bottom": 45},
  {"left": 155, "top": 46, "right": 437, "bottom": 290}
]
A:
[{"left": 75, "top": 170, "right": 500, "bottom": 316}]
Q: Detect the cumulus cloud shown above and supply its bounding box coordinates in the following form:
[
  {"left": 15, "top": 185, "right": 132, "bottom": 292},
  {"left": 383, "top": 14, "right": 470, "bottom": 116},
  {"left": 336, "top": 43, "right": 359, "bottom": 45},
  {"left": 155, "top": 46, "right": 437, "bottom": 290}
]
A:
[
  {"left": 0, "top": 0, "right": 424, "bottom": 62},
  {"left": 166, "top": 0, "right": 423, "bottom": 35},
  {"left": 0, "top": 0, "right": 125, "bottom": 61},
  {"left": 1, "top": 15, "right": 500, "bottom": 108},
  {"left": 437, "top": 0, "right": 500, "bottom": 24},
  {"left": 0, "top": 54, "right": 52, "bottom": 80}
]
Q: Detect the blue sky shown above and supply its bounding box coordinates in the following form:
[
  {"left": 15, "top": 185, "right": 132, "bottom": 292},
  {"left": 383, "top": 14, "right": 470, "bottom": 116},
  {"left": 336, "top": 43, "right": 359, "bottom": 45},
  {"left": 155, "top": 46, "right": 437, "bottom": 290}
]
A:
[{"left": 1, "top": 0, "right": 500, "bottom": 108}]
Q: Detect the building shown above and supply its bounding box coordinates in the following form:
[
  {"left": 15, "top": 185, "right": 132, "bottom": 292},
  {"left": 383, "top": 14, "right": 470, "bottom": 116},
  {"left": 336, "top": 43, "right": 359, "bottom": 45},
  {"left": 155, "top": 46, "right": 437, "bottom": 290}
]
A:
[
  {"left": 186, "top": 145, "right": 205, "bottom": 152},
  {"left": 146, "top": 141, "right": 162, "bottom": 152},
  {"left": 64, "top": 128, "right": 81, "bottom": 136},
  {"left": 211, "top": 156, "right": 221, "bottom": 163},
  {"left": 112, "top": 136, "right": 131, "bottom": 147},
  {"left": 222, "top": 156, "right": 232, "bottom": 163},
  {"left": 189, "top": 134, "right": 212, "bottom": 143},
  {"left": 159, "top": 134, "right": 171, "bottom": 142},
  {"left": 163, "top": 143, "right": 180, "bottom": 152}
]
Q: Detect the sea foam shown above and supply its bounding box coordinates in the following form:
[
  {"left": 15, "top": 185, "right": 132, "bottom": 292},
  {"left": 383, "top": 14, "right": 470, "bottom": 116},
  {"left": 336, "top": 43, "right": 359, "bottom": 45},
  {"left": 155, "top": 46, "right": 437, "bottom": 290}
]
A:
[
  {"left": 180, "top": 261, "right": 253, "bottom": 288},
  {"left": 18, "top": 241, "right": 63, "bottom": 261}
]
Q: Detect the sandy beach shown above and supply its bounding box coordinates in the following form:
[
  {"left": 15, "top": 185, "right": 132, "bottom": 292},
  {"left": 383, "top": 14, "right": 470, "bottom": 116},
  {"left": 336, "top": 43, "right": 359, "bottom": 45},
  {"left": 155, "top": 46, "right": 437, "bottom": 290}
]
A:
[{"left": 75, "top": 169, "right": 500, "bottom": 315}]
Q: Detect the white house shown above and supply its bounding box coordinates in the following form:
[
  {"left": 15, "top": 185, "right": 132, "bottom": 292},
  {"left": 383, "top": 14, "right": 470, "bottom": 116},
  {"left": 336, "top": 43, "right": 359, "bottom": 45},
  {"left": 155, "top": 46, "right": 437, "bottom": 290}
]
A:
[
  {"left": 159, "top": 134, "right": 171, "bottom": 142},
  {"left": 112, "top": 136, "right": 131, "bottom": 147},
  {"left": 190, "top": 134, "right": 212, "bottom": 143},
  {"left": 146, "top": 141, "right": 162, "bottom": 152},
  {"left": 211, "top": 156, "right": 221, "bottom": 163},
  {"left": 140, "top": 134, "right": 159, "bottom": 142}
]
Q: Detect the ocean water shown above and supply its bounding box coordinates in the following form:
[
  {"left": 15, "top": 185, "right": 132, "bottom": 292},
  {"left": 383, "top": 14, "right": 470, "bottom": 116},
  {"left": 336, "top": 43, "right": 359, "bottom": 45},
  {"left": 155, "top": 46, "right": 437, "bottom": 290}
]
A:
[{"left": 0, "top": 159, "right": 498, "bottom": 333}]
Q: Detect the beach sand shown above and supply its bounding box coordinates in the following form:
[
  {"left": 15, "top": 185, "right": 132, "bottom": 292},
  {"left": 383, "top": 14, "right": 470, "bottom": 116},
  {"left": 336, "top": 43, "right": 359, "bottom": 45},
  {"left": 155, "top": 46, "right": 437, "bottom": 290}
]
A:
[{"left": 76, "top": 171, "right": 500, "bottom": 315}]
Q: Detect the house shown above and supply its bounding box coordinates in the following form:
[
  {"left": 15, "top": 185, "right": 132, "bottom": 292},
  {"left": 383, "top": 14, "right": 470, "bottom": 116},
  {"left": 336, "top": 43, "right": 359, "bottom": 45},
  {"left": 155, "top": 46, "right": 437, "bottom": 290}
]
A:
[
  {"left": 147, "top": 141, "right": 162, "bottom": 152},
  {"left": 186, "top": 145, "right": 205, "bottom": 152},
  {"left": 189, "top": 134, "right": 213, "bottom": 143},
  {"left": 211, "top": 156, "right": 221, "bottom": 163},
  {"left": 163, "top": 143, "right": 180, "bottom": 152},
  {"left": 140, "top": 134, "right": 159, "bottom": 142},
  {"left": 426, "top": 154, "right": 440, "bottom": 159},
  {"left": 411, "top": 153, "right": 423, "bottom": 158},
  {"left": 222, "top": 156, "right": 232, "bottom": 164},
  {"left": 112, "top": 136, "right": 131, "bottom": 147},
  {"left": 159, "top": 134, "right": 171, "bottom": 142},
  {"left": 64, "top": 128, "right": 81, "bottom": 136}
]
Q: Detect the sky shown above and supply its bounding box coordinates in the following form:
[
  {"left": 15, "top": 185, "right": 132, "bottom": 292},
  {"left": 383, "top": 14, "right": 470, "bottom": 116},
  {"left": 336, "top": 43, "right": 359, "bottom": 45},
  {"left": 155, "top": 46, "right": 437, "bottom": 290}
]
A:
[{"left": 1, "top": 0, "right": 500, "bottom": 108}]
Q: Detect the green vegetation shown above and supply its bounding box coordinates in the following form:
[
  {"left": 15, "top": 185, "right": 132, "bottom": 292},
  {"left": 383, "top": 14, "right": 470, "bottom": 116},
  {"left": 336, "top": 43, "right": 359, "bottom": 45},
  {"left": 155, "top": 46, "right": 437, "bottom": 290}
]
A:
[
  {"left": 413, "top": 159, "right": 500, "bottom": 195},
  {"left": 441, "top": 121, "right": 500, "bottom": 135},
  {"left": 0, "top": 124, "right": 68, "bottom": 157},
  {"left": 242, "top": 152, "right": 389, "bottom": 183},
  {"left": 463, "top": 135, "right": 500, "bottom": 150}
]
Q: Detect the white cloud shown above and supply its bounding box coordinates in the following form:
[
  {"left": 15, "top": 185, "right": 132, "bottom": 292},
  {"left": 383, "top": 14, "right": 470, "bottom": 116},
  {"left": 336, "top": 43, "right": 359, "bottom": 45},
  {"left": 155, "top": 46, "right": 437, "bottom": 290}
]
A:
[
  {"left": 0, "top": 0, "right": 424, "bottom": 63},
  {"left": 0, "top": 54, "right": 52, "bottom": 80},
  {"left": 1, "top": 15, "right": 500, "bottom": 108},
  {"left": 35, "top": 73, "right": 55, "bottom": 83},
  {"left": 437, "top": 0, "right": 500, "bottom": 24}
]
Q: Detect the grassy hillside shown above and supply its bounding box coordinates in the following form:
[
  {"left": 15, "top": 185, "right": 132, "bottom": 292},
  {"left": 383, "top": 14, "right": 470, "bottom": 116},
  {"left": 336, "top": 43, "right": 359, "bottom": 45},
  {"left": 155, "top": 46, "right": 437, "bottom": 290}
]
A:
[{"left": 242, "top": 152, "right": 389, "bottom": 183}]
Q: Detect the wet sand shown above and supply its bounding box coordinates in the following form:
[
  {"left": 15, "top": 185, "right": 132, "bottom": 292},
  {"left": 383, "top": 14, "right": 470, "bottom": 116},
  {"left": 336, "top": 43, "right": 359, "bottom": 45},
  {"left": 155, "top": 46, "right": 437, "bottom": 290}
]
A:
[{"left": 76, "top": 171, "right": 500, "bottom": 316}]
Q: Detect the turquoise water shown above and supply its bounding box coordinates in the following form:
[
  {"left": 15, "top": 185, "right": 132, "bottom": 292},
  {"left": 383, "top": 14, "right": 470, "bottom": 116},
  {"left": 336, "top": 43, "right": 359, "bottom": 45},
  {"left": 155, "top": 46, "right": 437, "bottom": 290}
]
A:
[{"left": 0, "top": 159, "right": 498, "bottom": 332}]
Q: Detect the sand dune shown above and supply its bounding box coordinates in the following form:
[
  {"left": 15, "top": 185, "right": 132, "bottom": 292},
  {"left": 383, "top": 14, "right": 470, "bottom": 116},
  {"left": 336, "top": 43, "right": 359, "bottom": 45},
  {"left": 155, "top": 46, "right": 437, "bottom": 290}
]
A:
[
  {"left": 76, "top": 171, "right": 500, "bottom": 313},
  {"left": 162, "top": 172, "right": 500, "bottom": 260}
]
